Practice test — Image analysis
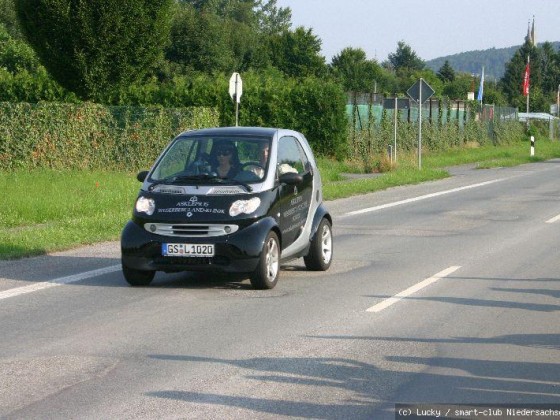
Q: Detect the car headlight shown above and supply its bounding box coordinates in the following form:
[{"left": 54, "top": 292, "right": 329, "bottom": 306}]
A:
[
  {"left": 229, "top": 197, "right": 261, "bottom": 217},
  {"left": 135, "top": 196, "right": 156, "bottom": 215}
]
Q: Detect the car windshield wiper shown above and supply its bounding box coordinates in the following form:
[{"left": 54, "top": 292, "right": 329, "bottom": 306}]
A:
[{"left": 149, "top": 173, "right": 252, "bottom": 192}]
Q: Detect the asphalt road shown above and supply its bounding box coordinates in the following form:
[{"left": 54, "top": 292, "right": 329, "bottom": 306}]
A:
[{"left": 1, "top": 161, "right": 560, "bottom": 419}]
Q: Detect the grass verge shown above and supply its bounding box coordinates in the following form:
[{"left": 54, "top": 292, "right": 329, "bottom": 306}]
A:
[
  {"left": 0, "top": 171, "right": 137, "bottom": 259},
  {"left": 2, "top": 138, "right": 560, "bottom": 259}
]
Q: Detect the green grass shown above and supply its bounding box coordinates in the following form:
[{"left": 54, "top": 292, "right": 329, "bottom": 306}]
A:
[
  {"left": 0, "top": 170, "right": 138, "bottom": 259},
  {"left": 422, "top": 140, "right": 560, "bottom": 168},
  {"left": 323, "top": 167, "right": 449, "bottom": 200},
  {"left": 2, "top": 138, "right": 560, "bottom": 260}
]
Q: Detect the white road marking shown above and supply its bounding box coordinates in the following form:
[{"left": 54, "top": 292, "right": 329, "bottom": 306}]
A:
[
  {"left": 545, "top": 214, "right": 560, "bottom": 224},
  {"left": 366, "top": 266, "right": 461, "bottom": 313},
  {"left": 0, "top": 265, "right": 121, "bottom": 301},
  {"left": 345, "top": 179, "right": 504, "bottom": 216}
]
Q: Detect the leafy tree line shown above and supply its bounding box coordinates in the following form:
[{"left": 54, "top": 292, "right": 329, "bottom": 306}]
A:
[
  {"left": 3, "top": 0, "right": 559, "bottom": 107},
  {"left": 1, "top": 0, "right": 559, "bottom": 155}
]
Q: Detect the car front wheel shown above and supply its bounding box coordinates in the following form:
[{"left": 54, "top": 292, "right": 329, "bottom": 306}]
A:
[
  {"left": 304, "top": 218, "right": 333, "bottom": 271},
  {"left": 250, "top": 231, "right": 280, "bottom": 289},
  {"left": 122, "top": 264, "right": 155, "bottom": 287}
]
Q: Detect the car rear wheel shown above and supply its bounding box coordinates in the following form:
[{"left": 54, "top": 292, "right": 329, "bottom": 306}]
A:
[
  {"left": 250, "top": 231, "right": 280, "bottom": 289},
  {"left": 122, "top": 264, "right": 155, "bottom": 286},
  {"left": 304, "top": 218, "right": 333, "bottom": 271}
]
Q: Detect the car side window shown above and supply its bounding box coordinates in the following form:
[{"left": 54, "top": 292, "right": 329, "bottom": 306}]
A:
[{"left": 277, "top": 136, "right": 308, "bottom": 176}]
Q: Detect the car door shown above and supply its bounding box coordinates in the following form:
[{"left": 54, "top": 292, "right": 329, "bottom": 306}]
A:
[{"left": 276, "top": 136, "right": 313, "bottom": 249}]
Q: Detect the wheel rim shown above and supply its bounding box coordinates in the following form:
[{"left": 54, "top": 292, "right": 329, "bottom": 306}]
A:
[
  {"left": 265, "top": 237, "right": 279, "bottom": 282},
  {"left": 321, "top": 224, "right": 333, "bottom": 264}
]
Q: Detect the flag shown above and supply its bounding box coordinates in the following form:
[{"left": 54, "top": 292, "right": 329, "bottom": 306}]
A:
[
  {"left": 477, "top": 67, "right": 484, "bottom": 102},
  {"left": 522, "top": 61, "right": 530, "bottom": 96}
]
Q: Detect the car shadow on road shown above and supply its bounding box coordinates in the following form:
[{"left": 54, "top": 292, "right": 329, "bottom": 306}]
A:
[{"left": 0, "top": 254, "right": 309, "bottom": 291}]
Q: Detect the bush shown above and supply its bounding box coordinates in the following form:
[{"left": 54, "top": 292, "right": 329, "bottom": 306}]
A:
[
  {"left": 0, "top": 102, "right": 218, "bottom": 171},
  {"left": 121, "top": 70, "right": 349, "bottom": 158},
  {"left": 219, "top": 71, "right": 348, "bottom": 158}
]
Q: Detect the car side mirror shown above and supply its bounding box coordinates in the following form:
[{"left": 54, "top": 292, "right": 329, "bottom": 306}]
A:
[
  {"left": 137, "top": 170, "right": 149, "bottom": 182},
  {"left": 279, "top": 172, "right": 303, "bottom": 185}
]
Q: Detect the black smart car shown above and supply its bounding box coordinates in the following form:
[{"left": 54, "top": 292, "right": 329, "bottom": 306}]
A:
[{"left": 121, "top": 127, "right": 333, "bottom": 289}]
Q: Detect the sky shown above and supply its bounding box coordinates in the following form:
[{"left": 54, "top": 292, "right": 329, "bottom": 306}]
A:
[{"left": 275, "top": 0, "right": 560, "bottom": 63}]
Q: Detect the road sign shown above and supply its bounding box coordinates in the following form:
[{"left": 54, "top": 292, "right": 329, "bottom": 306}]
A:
[
  {"left": 229, "top": 72, "right": 242, "bottom": 103},
  {"left": 407, "top": 79, "right": 435, "bottom": 104},
  {"left": 383, "top": 98, "right": 410, "bottom": 110},
  {"left": 407, "top": 78, "right": 435, "bottom": 169},
  {"left": 229, "top": 72, "right": 242, "bottom": 126}
]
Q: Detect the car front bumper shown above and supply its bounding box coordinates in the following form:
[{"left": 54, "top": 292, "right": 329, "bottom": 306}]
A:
[{"left": 121, "top": 218, "right": 275, "bottom": 274}]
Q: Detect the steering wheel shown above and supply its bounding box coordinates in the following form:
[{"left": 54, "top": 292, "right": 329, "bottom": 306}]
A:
[{"left": 242, "top": 161, "right": 265, "bottom": 172}]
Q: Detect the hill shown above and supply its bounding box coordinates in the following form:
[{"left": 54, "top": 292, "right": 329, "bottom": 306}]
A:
[{"left": 425, "top": 42, "right": 560, "bottom": 82}]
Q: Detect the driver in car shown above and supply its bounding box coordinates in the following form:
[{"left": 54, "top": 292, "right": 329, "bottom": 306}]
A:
[{"left": 211, "top": 142, "right": 240, "bottom": 179}]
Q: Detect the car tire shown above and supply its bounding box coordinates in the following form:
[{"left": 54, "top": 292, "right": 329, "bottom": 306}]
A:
[
  {"left": 250, "top": 231, "right": 280, "bottom": 290},
  {"left": 122, "top": 264, "right": 155, "bottom": 287},
  {"left": 304, "top": 218, "right": 333, "bottom": 271}
]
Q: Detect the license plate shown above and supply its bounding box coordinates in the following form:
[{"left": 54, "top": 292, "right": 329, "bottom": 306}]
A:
[{"left": 162, "top": 243, "right": 215, "bottom": 257}]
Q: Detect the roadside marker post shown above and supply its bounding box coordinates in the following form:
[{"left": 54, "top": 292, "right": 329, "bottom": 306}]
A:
[
  {"left": 383, "top": 97, "right": 410, "bottom": 163},
  {"left": 530, "top": 135, "right": 535, "bottom": 156}
]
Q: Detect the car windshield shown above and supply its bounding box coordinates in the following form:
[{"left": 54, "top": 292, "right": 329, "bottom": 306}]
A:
[{"left": 149, "top": 135, "right": 272, "bottom": 185}]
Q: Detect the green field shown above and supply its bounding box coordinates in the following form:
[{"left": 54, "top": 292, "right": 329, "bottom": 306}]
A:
[{"left": 2, "top": 139, "right": 560, "bottom": 260}]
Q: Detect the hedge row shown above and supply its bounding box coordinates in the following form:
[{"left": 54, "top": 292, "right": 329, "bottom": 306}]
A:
[
  {"left": 0, "top": 102, "right": 219, "bottom": 171},
  {"left": 122, "top": 71, "right": 350, "bottom": 158}
]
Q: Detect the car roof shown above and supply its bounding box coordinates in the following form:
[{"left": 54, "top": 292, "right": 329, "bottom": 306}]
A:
[{"left": 178, "top": 127, "right": 295, "bottom": 138}]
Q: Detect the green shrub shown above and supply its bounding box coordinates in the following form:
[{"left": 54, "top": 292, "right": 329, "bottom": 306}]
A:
[
  {"left": 120, "top": 70, "right": 349, "bottom": 158},
  {"left": 0, "top": 102, "right": 218, "bottom": 171}
]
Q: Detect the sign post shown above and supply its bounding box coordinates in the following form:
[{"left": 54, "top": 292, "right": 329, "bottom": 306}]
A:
[
  {"left": 407, "top": 78, "right": 435, "bottom": 169},
  {"left": 383, "top": 98, "right": 410, "bottom": 162},
  {"left": 229, "top": 72, "right": 243, "bottom": 126}
]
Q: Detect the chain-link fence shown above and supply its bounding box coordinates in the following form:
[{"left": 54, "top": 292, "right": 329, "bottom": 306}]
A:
[{"left": 346, "top": 91, "right": 525, "bottom": 156}]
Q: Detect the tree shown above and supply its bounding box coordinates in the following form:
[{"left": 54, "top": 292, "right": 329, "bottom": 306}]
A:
[
  {"left": 540, "top": 41, "right": 560, "bottom": 97},
  {"left": 437, "top": 60, "right": 455, "bottom": 82},
  {"left": 255, "top": 0, "right": 291, "bottom": 35},
  {"left": 168, "top": 1, "right": 274, "bottom": 74},
  {"left": 0, "top": 0, "right": 22, "bottom": 38},
  {"left": 387, "top": 41, "right": 425, "bottom": 72},
  {"left": 15, "top": 0, "right": 173, "bottom": 102},
  {"left": 441, "top": 72, "right": 471, "bottom": 99},
  {"left": 500, "top": 39, "right": 542, "bottom": 110},
  {"left": 330, "top": 47, "right": 381, "bottom": 92},
  {"left": 167, "top": 3, "right": 235, "bottom": 74},
  {"left": 268, "top": 26, "right": 326, "bottom": 78}
]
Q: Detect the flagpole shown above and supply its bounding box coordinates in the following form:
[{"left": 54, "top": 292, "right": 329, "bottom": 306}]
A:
[
  {"left": 477, "top": 66, "right": 484, "bottom": 106},
  {"left": 526, "top": 55, "right": 530, "bottom": 118}
]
